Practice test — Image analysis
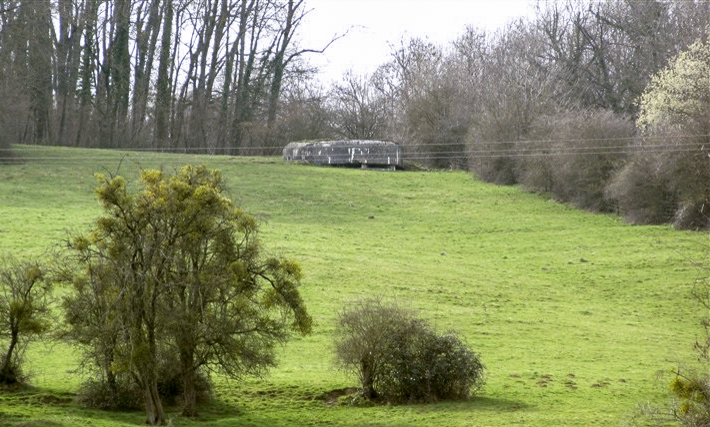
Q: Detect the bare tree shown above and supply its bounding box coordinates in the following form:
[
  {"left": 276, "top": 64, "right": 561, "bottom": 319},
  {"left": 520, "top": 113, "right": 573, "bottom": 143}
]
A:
[{"left": 327, "top": 71, "right": 387, "bottom": 140}]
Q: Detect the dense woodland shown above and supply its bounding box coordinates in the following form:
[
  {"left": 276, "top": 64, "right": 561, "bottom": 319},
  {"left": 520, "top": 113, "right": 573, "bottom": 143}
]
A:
[{"left": 1, "top": 0, "right": 710, "bottom": 228}]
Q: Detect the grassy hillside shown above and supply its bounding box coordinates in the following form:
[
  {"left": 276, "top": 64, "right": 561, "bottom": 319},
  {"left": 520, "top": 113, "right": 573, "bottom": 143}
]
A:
[{"left": 0, "top": 145, "right": 706, "bottom": 426}]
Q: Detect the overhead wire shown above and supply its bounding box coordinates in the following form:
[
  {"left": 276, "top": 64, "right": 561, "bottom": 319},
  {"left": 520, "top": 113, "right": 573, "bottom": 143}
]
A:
[{"left": 1, "top": 133, "right": 708, "bottom": 164}]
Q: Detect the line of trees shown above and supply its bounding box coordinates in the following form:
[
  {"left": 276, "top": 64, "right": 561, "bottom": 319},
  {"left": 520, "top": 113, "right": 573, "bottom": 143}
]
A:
[
  {"left": 314, "top": 0, "right": 710, "bottom": 229},
  {"left": 320, "top": 0, "right": 709, "bottom": 167},
  {"left": 0, "top": 0, "right": 335, "bottom": 153}
]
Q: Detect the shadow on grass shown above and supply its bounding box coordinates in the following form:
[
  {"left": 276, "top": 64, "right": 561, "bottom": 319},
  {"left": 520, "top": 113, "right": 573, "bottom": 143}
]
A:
[
  {"left": 0, "top": 378, "right": 528, "bottom": 426},
  {"left": 193, "top": 396, "right": 530, "bottom": 427}
]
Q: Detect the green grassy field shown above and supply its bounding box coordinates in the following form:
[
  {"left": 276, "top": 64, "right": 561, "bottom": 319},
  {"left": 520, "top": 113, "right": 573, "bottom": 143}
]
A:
[{"left": 0, "top": 145, "right": 707, "bottom": 426}]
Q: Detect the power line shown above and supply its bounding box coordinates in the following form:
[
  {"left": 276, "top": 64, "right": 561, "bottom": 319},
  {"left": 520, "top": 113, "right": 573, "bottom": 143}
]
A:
[
  {"left": 1, "top": 132, "right": 708, "bottom": 164},
  {"left": 3, "top": 132, "right": 709, "bottom": 152}
]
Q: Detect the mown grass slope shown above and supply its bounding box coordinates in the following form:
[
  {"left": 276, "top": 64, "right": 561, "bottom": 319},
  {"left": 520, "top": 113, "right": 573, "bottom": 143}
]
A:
[{"left": 0, "top": 145, "right": 706, "bottom": 426}]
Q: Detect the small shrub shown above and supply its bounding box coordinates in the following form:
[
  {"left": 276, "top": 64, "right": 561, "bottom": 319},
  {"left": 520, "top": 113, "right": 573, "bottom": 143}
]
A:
[
  {"left": 334, "top": 298, "right": 485, "bottom": 403},
  {"left": 0, "top": 361, "right": 24, "bottom": 385},
  {"left": 334, "top": 297, "right": 424, "bottom": 399},
  {"left": 664, "top": 369, "right": 710, "bottom": 426},
  {"left": 0, "top": 256, "right": 52, "bottom": 386},
  {"left": 77, "top": 379, "right": 143, "bottom": 410},
  {"left": 378, "top": 329, "right": 485, "bottom": 403}
]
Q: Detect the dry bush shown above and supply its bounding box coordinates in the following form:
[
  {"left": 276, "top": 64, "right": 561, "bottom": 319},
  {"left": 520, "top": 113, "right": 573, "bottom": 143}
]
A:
[
  {"left": 406, "top": 84, "right": 469, "bottom": 170},
  {"left": 607, "top": 142, "right": 710, "bottom": 229},
  {"left": 467, "top": 121, "right": 521, "bottom": 185},
  {"left": 536, "top": 110, "right": 635, "bottom": 212},
  {"left": 664, "top": 148, "right": 710, "bottom": 230},
  {"left": 606, "top": 152, "right": 676, "bottom": 225}
]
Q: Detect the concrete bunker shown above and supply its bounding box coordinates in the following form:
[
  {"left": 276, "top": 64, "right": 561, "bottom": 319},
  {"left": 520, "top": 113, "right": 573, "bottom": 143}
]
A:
[{"left": 283, "top": 140, "right": 403, "bottom": 170}]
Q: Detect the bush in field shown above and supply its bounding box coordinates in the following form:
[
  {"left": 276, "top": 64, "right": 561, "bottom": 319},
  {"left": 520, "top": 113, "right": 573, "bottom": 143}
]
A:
[
  {"left": 519, "top": 110, "right": 635, "bottom": 212},
  {"left": 377, "top": 328, "right": 485, "bottom": 403},
  {"left": 0, "top": 256, "right": 52, "bottom": 386},
  {"left": 334, "top": 298, "right": 485, "bottom": 403},
  {"left": 334, "top": 298, "right": 423, "bottom": 399},
  {"left": 77, "top": 378, "right": 143, "bottom": 410}
]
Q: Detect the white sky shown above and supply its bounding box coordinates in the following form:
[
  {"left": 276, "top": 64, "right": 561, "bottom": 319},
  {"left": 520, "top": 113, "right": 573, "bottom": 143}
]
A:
[{"left": 298, "top": 0, "right": 537, "bottom": 84}]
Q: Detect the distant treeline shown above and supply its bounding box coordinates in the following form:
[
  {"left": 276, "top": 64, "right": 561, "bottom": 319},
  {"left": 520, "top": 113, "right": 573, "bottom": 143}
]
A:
[{"left": 2, "top": 1, "right": 710, "bottom": 228}]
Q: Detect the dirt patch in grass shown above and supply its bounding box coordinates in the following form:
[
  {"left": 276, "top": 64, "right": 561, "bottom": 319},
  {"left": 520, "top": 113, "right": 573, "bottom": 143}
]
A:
[
  {"left": 319, "top": 387, "right": 360, "bottom": 406},
  {"left": 591, "top": 381, "right": 611, "bottom": 388}
]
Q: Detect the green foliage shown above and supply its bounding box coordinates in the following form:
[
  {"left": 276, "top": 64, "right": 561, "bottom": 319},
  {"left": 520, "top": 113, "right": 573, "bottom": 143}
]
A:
[
  {"left": 334, "top": 298, "right": 485, "bottom": 403},
  {"left": 0, "top": 256, "right": 52, "bottom": 385},
  {"left": 60, "top": 165, "right": 311, "bottom": 422},
  {"left": 378, "top": 328, "right": 485, "bottom": 403},
  {"left": 666, "top": 370, "right": 710, "bottom": 426}
]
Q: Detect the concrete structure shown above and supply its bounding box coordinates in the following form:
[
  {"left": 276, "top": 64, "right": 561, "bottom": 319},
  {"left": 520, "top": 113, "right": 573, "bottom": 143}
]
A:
[{"left": 283, "top": 140, "right": 403, "bottom": 170}]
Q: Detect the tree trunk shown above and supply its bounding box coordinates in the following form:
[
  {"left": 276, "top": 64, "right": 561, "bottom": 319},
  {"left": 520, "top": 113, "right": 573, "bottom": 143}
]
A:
[
  {"left": 26, "top": 0, "right": 54, "bottom": 144},
  {"left": 143, "top": 380, "right": 166, "bottom": 425},
  {"left": 56, "top": 0, "right": 83, "bottom": 146},
  {"left": 76, "top": 0, "right": 98, "bottom": 147},
  {"left": 360, "top": 360, "right": 377, "bottom": 399},
  {"left": 110, "top": 0, "right": 131, "bottom": 147},
  {"left": 132, "top": 0, "right": 162, "bottom": 144},
  {"left": 154, "top": 0, "right": 173, "bottom": 149},
  {"left": 181, "top": 363, "right": 197, "bottom": 417},
  {"left": 1, "top": 330, "right": 19, "bottom": 383},
  {"left": 268, "top": 1, "right": 304, "bottom": 128}
]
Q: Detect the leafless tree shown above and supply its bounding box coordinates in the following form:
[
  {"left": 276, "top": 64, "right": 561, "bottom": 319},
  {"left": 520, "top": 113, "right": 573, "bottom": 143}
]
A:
[{"left": 327, "top": 71, "right": 387, "bottom": 140}]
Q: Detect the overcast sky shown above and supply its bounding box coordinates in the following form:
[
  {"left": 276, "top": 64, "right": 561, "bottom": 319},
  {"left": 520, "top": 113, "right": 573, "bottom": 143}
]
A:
[{"left": 298, "top": 0, "right": 537, "bottom": 84}]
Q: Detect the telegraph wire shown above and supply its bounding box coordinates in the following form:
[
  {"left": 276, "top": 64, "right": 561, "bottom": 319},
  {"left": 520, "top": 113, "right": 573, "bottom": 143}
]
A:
[
  {"left": 1, "top": 133, "right": 708, "bottom": 163},
  {"left": 2, "top": 131, "right": 709, "bottom": 152}
]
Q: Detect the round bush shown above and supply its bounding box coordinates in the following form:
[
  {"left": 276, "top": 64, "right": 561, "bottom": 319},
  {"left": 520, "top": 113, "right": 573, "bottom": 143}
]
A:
[
  {"left": 378, "top": 329, "right": 485, "bottom": 403},
  {"left": 334, "top": 298, "right": 485, "bottom": 403}
]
